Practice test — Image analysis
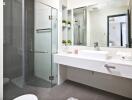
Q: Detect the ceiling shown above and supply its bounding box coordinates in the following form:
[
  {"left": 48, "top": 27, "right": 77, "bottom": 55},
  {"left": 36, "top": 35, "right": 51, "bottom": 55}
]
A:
[
  {"left": 87, "top": 0, "right": 130, "bottom": 10},
  {"left": 97, "top": 0, "right": 130, "bottom": 8},
  {"left": 68, "top": 0, "right": 130, "bottom": 9},
  {"left": 73, "top": 0, "right": 130, "bottom": 13}
]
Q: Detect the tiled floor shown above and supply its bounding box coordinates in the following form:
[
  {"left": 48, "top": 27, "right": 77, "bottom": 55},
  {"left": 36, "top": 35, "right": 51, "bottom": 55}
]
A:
[
  {"left": 4, "top": 80, "right": 132, "bottom": 100},
  {"left": 26, "top": 76, "right": 52, "bottom": 88}
]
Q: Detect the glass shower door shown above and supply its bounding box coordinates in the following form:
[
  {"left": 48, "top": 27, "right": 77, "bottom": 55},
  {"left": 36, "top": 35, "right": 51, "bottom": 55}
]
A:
[
  {"left": 34, "top": 1, "right": 52, "bottom": 85},
  {"left": 51, "top": 8, "right": 58, "bottom": 85},
  {"left": 27, "top": 1, "right": 58, "bottom": 88}
]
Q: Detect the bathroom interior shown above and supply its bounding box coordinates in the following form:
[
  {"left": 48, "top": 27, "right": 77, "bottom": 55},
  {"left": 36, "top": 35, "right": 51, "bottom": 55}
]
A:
[{"left": 3, "top": 0, "right": 132, "bottom": 100}]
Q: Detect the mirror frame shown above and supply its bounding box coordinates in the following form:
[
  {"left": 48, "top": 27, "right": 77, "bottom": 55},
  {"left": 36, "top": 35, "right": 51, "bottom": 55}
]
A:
[{"left": 107, "top": 11, "right": 131, "bottom": 48}]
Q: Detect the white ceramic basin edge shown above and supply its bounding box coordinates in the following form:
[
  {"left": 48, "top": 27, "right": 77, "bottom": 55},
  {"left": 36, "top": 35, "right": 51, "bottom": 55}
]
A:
[{"left": 78, "top": 50, "right": 109, "bottom": 59}]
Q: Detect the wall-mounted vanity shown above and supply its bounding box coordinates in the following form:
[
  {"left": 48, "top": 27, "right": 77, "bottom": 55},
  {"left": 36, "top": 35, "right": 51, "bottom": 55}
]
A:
[
  {"left": 57, "top": 0, "right": 132, "bottom": 99},
  {"left": 54, "top": 50, "right": 132, "bottom": 99}
]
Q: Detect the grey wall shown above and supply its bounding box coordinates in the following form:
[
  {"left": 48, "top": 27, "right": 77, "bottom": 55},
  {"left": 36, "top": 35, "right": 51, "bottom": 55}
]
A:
[
  {"left": 4, "top": 0, "right": 23, "bottom": 79},
  {"left": 130, "top": 0, "right": 132, "bottom": 47},
  {"left": 129, "top": 0, "right": 132, "bottom": 47},
  {"left": 24, "top": 0, "right": 34, "bottom": 80},
  {"left": 4, "top": 0, "right": 35, "bottom": 80}
]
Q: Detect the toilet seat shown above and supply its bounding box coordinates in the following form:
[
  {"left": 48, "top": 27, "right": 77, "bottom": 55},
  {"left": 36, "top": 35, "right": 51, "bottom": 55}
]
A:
[{"left": 13, "top": 94, "right": 38, "bottom": 100}]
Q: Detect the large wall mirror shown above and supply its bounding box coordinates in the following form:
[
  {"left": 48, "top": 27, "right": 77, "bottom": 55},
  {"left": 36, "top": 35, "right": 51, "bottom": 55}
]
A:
[
  {"left": 108, "top": 14, "right": 130, "bottom": 47},
  {"left": 72, "top": 0, "right": 131, "bottom": 48},
  {"left": 73, "top": 7, "right": 87, "bottom": 46}
]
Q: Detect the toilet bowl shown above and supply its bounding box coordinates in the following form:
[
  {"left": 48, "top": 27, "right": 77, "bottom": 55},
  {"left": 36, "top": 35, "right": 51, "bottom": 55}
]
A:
[{"left": 13, "top": 94, "right": 38, "bottom": 100}]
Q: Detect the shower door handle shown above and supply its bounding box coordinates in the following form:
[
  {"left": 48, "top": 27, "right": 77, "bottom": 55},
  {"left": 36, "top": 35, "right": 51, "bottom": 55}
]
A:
[
  {"left": 34, "top": 51, "right": 48, "bottom": 53},
  {"left": 36, "top": 28, "right": 51, "bottom": 33},
  {"left": 30, "top": 49, "right": 48, "bottom": 53}
]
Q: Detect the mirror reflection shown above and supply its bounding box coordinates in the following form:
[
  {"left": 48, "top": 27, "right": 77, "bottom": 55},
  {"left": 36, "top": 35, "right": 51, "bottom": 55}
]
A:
[
  {"left": 108, "top": 14, "right": 129, "bottom": 47},
  {"left": 73, "top": 7, "right": 87, "bottom": 46},
  {"left": 72, "top": 0, "right": 131, "bottom": 48}
]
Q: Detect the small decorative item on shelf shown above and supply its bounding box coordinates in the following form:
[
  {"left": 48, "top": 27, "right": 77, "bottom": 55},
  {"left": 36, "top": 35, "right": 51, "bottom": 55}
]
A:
[
  {"left": 67, "top": 21, "right": 71, "bottom": 28},
  {"left": 62, "top": 20, "right": 67, "bottom": 27},
  {"left": 67, "top": 40, "right": 72, "bottom": 45},
  {"left": 62, "top": 40, "right": 67, "bottom": 46}
]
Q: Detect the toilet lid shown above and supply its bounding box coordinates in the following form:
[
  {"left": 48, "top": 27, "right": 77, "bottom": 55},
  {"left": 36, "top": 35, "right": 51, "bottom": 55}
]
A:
[{"left": 13, "top": 94, "right": 38, "bottom": 100}]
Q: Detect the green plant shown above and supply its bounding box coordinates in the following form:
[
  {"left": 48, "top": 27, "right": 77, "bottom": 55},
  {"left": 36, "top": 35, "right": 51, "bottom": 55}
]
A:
[
  {"left": 62, "top": 20, "right": 66, "bottom": 23},
  {"left": 67, "top": 21, "right": 71, "bottom": 25},
  {"left": 62, "top": 40, "right": 67, "bottom": 45},
  {"left": 67, "top": 40, "right": 72, "bottom": 45}
]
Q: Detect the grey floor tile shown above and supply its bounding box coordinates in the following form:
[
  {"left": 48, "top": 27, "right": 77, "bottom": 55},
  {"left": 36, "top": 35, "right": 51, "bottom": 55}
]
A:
[{"left": 4, "top": 80, "right": 132, "bottom": 100}]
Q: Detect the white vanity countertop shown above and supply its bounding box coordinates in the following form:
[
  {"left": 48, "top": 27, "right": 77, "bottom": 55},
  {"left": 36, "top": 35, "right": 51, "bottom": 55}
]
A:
[
  {"left": 54, "top": 53, "right": 132, "bottom": 79},
  {"left": 54, "top": 53, "right": 132, "bottom": 67}
]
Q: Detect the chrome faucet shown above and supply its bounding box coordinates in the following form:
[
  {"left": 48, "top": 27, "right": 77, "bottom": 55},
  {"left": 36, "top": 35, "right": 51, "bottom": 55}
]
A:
[{"left": 94, "top": 42, "right": 100, "bottom": 51}]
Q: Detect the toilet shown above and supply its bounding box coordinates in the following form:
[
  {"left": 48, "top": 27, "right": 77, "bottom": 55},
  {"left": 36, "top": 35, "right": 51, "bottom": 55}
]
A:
[{"left": 13, "top": 94, "right": 38, "bottom": 100}]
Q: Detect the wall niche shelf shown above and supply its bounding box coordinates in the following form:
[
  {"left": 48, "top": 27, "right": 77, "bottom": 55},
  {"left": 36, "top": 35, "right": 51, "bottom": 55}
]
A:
[{"left": 62, "top": 0, "right": 73, "bottom": 45}]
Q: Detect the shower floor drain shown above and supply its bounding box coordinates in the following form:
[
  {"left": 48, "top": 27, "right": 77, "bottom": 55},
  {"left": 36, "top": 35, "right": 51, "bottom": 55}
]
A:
[{"left": 67, "top": 97, "right": 79, "bottom": 100}]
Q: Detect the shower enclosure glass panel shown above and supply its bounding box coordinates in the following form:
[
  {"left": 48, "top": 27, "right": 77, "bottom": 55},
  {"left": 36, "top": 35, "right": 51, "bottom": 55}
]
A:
[
  {"left": 4, "top": 0, "right": 58, "bottom": 89},
  {"left": 3, "top": 0, "right": 23, "bottom": 83},
  {"left": 34, "top": 1, "right": 52, "bottom": 83},
  {"left": 32, "top": 1, "right": 58, "bottom": 87},
  {"left": 51, "top": 8, "right": 58, "bottom": 84}
]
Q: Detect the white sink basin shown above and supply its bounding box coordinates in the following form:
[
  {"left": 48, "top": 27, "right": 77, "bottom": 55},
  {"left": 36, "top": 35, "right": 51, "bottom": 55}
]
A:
[
  {"left": 78, "top": 50, "right": 109, "bottom": 59},
  {"left": 116, "top": 51, "right": 132, "bottom": 61}
]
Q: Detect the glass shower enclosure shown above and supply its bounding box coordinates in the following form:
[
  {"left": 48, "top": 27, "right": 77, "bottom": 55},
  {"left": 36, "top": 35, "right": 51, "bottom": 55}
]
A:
[
  {"left": 27, "top": 1, "right": 58, "bottom": 87},
  {"left": 3, "top": 0, "right": 23, "bottom": 86},
  {"left": 3, "top": 0, "right": 58, "bottom": 88}
]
